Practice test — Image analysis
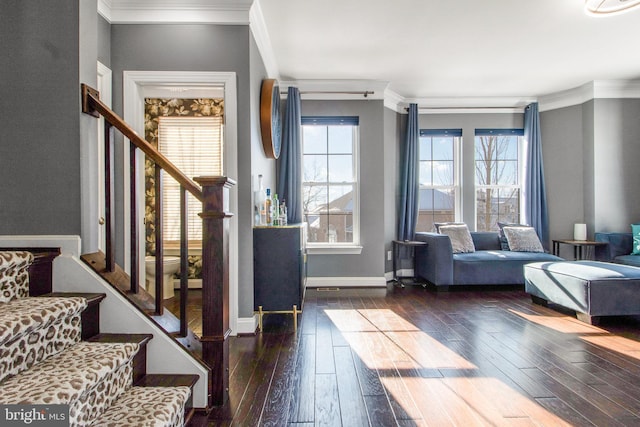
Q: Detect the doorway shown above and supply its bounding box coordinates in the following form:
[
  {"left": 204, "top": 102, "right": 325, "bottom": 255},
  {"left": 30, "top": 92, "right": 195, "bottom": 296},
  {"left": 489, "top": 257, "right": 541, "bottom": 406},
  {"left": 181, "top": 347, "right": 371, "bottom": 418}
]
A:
[{"left": 122, "top": 71, "right": 239, "bottom": 334}]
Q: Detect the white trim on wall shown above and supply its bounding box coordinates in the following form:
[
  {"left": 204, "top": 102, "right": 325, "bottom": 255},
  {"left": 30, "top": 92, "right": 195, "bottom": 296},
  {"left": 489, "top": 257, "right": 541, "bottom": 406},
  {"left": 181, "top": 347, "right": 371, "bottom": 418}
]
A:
[
  {"left": 122, "top": 70, "right": 240, "bottom": 336},
  {"left": 306, "top": 276, "right": 387, "bottom": 288}
]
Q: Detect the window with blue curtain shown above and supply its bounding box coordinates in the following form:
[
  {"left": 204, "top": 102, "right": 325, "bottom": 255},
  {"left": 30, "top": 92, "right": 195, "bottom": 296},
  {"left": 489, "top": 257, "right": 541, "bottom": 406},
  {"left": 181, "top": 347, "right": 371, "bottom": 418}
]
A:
[
  {"left": 417, "top": 129, "right": 461, "bottom": 232},
  {"left": 474, "top": 128, "right": 524, "bottom": 231},
  {"left": 301, "top": 116, "right": 359, "bottom": 245}
]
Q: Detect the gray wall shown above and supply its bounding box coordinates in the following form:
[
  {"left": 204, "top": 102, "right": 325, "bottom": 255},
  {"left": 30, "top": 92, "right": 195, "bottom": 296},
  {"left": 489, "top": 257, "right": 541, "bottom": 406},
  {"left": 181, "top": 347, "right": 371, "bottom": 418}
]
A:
[
  {"left": 592, "top": 98, "right": 640, "bottom": 232},
  {"left": 541, "top": 104, "right": 585, "bottom": 258},
  {"left": 541, "top": 99, "right": 640, "bottom": 255},
  {"left": 301, "top": 100, "right": 386, "bottom": 278},
  {"left": 383, "top": 107, "right": 400, "bottom": 273},
  {"left": 0, "top": 0, "right": 82, "bottom": 236},
  {"left": 417, "top": 112, "right": 524, "bottom": 229}
]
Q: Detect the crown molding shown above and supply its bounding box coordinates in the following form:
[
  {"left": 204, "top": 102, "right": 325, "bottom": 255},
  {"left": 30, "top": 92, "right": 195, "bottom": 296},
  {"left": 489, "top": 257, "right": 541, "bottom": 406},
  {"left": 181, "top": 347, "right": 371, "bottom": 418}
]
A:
[
  {"left": 384, "top": 89, "right": 405, "bottom": 113},
  {"left": 249, "top": 0, "right": 279, "bottom": 79},
  {"left": 99, "top": 0, "right": 253, "bottom": 24},
  {"left": 538, "top": 79, "right": 640, "bottom": 112}
]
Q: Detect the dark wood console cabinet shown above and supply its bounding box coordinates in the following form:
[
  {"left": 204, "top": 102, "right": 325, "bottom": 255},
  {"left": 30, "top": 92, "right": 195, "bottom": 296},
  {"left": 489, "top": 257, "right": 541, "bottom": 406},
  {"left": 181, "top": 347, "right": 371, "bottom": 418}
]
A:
[{"left": 253, "top": 224, "right": 306, "bottom": 330}]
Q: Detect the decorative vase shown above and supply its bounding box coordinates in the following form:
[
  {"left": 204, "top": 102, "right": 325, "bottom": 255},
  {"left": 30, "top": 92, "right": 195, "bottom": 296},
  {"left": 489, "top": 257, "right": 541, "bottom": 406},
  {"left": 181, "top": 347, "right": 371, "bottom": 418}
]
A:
[{"left": 574, "top": 223, "right": 587, "bottom": 241}]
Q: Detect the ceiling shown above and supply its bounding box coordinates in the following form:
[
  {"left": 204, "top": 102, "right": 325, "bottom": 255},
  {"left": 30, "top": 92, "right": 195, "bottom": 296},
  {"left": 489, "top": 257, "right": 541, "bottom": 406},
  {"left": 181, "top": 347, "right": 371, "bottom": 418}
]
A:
[{"left": 101, "top": 0, "right": 640, "bottom": 109}]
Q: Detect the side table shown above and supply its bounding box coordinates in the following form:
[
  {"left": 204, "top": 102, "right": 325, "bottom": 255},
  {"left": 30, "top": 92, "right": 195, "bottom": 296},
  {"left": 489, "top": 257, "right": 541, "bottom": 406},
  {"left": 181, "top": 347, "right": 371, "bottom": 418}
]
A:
[
  {"left": 392, "top": 240, "right": 427, "bottom": 287},
  {"left": 552, "top": 239, "right": 608, "bottom": 260}
]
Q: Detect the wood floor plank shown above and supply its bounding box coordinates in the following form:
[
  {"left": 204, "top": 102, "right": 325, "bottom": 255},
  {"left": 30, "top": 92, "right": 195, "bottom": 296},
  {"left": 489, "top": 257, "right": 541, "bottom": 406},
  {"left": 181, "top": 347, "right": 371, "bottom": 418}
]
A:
[
  {"left": 259, "top": 333, "right": 299, "bottom": 427},
  {"left": 315, "top": 310, "right": 335, "bottom": 374},
  {"left": 288, "top": 333, "right": 316, "bottom": 423},
  {"left": 231, "top": 333, "right": 285, "bottom": 425},
  {"left": 333, "top": 346, "right": 370, "bottom": 427},
  {"left": 315, "top": 373, "right": 341, "bottom": 426},
  {"left": 363, "top": 394, "right": 397, "bottom": 427}
]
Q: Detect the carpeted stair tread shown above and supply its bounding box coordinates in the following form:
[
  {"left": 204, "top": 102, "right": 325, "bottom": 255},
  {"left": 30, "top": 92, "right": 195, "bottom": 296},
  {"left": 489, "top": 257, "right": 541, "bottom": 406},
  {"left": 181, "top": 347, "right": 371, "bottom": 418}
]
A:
[
  {"left": 0, "top": 296, "right": 88, "bottom": 346},
  {"left": 90, "top": 386, "right": 191, "bottom": 427},
  {"left": 0, "top": 341, "right": 140, "bottom": 426}
]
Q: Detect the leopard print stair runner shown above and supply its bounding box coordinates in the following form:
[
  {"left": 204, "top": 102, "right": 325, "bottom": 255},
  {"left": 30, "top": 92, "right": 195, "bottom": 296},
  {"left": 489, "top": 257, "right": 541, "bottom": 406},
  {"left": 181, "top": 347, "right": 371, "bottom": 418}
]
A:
[
  {"left": 0, "top": 342, "right": 140, "bottom": 426},
  {"left": 90, "top": 386, "right": 191, "bottom": 427},
  {"left": 0, "top": 251, "right": 190, "bottom": 427},
  {"left": 0, "top": 296, "right": 88, "bottom": 382}
]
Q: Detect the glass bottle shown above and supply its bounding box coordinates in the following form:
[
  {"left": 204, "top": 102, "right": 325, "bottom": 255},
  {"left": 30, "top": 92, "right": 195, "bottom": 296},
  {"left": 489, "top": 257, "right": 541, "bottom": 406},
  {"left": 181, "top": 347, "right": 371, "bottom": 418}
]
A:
[
  {"left": 265, "top": 188, "right": 272, "bottom": 225},
  {"left": 255, "top": 174, "right": 265, "bottom": 226},
  {"left": 272, "top": 193, "right": 280, "bottom": 226}
]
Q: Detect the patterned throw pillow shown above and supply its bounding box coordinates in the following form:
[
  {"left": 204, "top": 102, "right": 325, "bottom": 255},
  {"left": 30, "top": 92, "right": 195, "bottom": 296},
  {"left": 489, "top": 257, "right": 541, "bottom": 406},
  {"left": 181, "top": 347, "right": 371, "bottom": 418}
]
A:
[
  {"left": 632, "top": 224, "right": 640, "bottom": 255},
  {"left": 439, "top": 224, "right": 475, "bottom": 253},
  {"left": 433, "top": 222, "right": 466, "bottom": 233},
  {"left": 497, "top": 222, "right": 528, "bottom": 251},
  {"left": 503, "top": 226, "right": 544, "bottom": 252}
]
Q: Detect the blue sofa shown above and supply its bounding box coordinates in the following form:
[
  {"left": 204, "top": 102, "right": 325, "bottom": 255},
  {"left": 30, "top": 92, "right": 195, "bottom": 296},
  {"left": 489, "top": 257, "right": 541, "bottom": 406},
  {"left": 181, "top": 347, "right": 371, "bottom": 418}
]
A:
[
  {"left": 414, "top": 231, "right": 563, "bottom": 290},
  {"left": 594, "top": 232, "right": 640, "bottom": 267}
]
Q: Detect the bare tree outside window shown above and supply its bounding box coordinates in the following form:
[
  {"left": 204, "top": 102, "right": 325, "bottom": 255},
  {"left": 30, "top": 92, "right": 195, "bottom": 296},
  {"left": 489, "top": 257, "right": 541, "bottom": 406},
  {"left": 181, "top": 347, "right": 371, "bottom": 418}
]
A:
[{"left": 475, "top": 133, "right": 521, "bottom": 231}]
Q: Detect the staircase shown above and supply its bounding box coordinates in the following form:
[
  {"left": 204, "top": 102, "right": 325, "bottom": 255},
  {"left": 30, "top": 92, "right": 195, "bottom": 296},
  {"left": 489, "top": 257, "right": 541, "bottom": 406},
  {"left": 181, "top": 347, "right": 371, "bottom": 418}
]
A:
[{"left": 0, "top": 251, "right": 198, "bottom": 426}]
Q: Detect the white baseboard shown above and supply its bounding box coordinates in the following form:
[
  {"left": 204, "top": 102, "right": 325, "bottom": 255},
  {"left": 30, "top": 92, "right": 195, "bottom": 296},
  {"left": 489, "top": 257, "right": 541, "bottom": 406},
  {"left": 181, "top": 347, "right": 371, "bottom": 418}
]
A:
[
  {"left": 235, "top": 315, "right": 257, "bottom": 335},
  {"left": 306, "top": 276, "right": 387, "bottom": 288}
]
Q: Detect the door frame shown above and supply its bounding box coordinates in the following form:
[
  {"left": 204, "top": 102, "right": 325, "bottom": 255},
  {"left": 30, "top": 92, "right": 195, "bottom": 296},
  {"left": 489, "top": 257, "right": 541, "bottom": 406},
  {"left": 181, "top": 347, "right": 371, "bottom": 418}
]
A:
[{"left": 123, "top": 70, "right": 239, "bottom": 335}]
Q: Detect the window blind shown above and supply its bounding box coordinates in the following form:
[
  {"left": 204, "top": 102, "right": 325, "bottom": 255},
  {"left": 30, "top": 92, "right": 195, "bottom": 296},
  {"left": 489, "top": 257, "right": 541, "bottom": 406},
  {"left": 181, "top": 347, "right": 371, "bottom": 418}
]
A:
[{"left": 158, "top": 116, "right": 223, "bottom": 241}]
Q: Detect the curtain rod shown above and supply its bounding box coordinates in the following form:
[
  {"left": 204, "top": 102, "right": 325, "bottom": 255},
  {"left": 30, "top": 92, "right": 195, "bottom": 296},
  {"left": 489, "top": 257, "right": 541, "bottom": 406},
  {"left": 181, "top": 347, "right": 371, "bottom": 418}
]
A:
[
  {"left": 405, "top": 106, "right": 526, "bottom": 112},
  {"left": 281, "top": 90, "right": 375, "bottom": 98}
]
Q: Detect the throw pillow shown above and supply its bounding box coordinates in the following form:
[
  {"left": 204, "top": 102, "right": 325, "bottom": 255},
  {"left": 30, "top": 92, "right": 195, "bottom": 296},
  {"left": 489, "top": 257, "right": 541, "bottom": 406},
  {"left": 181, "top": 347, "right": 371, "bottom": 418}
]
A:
[
  {"left": 433, "top": 222, "right": 466, "bottom": 233},
  {"left": 503, "top": 226, "right": 544, "bottom": 253},
  {"left": 497, "top": 222, "right": 528, "bottom": 251},
  {"left": 632, "top": 224, "right": 640, "bottom": 255},
  {"left": 439, "top": 224, "right": 475, "bottom": 253}
]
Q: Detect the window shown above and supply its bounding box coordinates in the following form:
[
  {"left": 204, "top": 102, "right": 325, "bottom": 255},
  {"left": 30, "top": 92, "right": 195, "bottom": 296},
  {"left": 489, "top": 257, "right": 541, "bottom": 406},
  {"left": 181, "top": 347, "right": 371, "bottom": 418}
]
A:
[
  {"left": 417, "top": 129, "right": 461, "bottom": 232},
  {"left": 302, "top": 116, "right": 359, "bottom": 247},
  {"left": 158, "top": 116, "right": 223, "bottom": 242},
  {"left": 474, "top": 129, "right": 523, "bottom": 231}
]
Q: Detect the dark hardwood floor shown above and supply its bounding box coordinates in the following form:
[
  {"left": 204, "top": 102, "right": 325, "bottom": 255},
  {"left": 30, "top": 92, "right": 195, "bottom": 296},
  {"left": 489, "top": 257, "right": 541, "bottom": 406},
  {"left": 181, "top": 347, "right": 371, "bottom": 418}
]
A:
[{"left": 179, "top": 284, "right": 640, "bottom": 426}]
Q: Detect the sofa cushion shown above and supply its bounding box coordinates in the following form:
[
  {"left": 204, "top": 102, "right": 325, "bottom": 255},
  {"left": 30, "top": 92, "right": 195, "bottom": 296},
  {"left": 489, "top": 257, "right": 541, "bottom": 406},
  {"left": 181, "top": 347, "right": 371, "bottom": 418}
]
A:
[
  {"left": 439, "top": 224, "right": 475, "bottom": 253},
  {"left": 503, "top": 226, "right": 544, "bottom": 252},
  {"left": 452, "top": 250, "right": 562, "bottom": 285},
  {"left": 615, "top": 255, "right": 640, "bottom": 268}
]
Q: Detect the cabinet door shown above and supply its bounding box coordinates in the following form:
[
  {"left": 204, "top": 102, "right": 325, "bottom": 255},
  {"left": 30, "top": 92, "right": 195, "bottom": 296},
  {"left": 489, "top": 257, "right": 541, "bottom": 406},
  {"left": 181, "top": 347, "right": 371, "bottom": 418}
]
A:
[{"left": 253, "top": 227, "right": 302, "bottom": 311}]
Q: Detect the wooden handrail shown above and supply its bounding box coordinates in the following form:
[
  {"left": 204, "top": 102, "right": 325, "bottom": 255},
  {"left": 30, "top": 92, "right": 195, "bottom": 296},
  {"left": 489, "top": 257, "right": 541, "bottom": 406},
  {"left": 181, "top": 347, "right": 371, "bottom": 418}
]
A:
[{"left": 81, "top": 84, "right": 203, "bottom": 202}]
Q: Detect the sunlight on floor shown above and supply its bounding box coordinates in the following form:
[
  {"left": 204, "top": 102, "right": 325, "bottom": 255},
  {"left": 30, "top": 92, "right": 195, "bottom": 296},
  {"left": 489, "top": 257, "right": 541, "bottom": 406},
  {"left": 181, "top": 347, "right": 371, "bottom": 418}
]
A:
[
  {"left": 325, "top": 307, "right": 575, "bottom": 425},
  {"left": 580, "top": 335, "right": 640, "bottom": 360},
  {"left": 324, "top": 308, "right": 475, "bottom": 370},
  {"left": 509, "top": 308, "right": 640, "bottom": 362},
  {"left": 508, "top": 309, "right": 603, "bottom": 334}
]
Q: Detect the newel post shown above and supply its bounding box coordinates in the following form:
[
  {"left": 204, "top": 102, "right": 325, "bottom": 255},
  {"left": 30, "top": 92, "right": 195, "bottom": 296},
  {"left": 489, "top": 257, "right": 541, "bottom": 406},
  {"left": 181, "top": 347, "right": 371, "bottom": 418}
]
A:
[{"left": 194, "top": 176, "right": 235, "bottom": 407}]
